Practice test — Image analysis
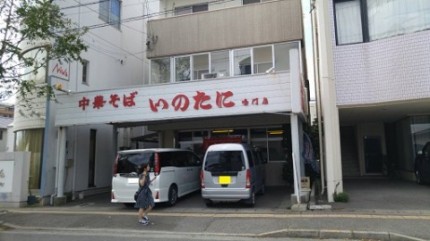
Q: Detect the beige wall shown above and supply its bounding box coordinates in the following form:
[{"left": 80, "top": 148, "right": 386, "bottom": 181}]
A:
[{"left": 147, "top": 0, "right": 303, "bottom": 58}]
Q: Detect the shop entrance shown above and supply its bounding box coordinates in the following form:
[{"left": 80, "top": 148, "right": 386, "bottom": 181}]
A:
[{"left": 177, "top": 126, "right": 290, "bottom": 187}]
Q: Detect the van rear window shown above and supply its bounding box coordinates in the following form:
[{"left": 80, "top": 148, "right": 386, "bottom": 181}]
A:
[
  {"left": 117, "top": 153, "right": 154, "bottom": 174},
  {"left": 204, "top": 151, "right": 245, "bottom": 173}
]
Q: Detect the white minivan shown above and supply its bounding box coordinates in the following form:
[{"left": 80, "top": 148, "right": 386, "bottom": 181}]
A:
[
  {"left": 200, "top": 143, "right": 266, "bottom": 206},
  {"left": 111, "top": 148, "right": 202, "bottom": 206}
]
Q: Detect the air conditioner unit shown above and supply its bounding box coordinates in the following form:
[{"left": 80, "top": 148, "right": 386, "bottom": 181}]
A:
[{"left": 202, "top": 73, "right": 217, "bottom": 79}]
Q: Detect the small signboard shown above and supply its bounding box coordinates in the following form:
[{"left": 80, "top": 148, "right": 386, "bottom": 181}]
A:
[
  {"left": 300, "top": 176, "right": 310, "bottom": 190},
  {"left": 49, "top": 59, "right": 70, "bottom": 81}
]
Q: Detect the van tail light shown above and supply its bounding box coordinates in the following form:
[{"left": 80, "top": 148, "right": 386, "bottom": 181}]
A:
[
  {"left": 246, "top": 169, "right": 251, "bottom": 189},
  {"left": 154, "top": 153, "right": 160, "bottom": 175},
  {"left": 111, "top": 192, "right": 115, "bottom": 200},
  {"left": 113, "top": 154, "right": 119, "bottom": 175},
  {"left": 155, "top": 191, "right": 159, "bottom": 200},
  {"left": 200, "top": 170, "right": 205, "bottom": 188}
]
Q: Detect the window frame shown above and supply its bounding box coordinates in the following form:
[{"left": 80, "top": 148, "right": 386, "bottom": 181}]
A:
[
  {"left": 148, "top": 41, "right": 300, "bottom": 84},
  {"left": 174, "top": 3, "right": 209, "bottom": 16},
  {"left": 99, "top": 0, "right": 121, "bottom": 30},
  {"left": 333, "top": 0, "right": 430, "bottom": 45},
  {"left": 82, "top": 59, "right": 89, "bottom": 85}
]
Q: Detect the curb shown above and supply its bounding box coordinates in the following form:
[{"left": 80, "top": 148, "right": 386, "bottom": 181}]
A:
[
  {"left": 0, "top": 221, "right": 426, "bottom": 241},
  {"left": 260, "top": 228, "right": 427, "bottom": 241}
]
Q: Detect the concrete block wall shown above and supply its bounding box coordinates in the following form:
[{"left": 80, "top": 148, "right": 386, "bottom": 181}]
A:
[{"left": 0, "top": 152, "right": 31, "bottom": 208}]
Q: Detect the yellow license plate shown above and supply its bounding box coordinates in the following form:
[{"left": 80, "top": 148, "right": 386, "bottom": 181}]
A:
[{"left": 219, "top": 176, "right": 231, "bottom": 184}]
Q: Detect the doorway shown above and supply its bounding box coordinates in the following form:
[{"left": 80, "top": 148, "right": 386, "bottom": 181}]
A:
[
  {"left": 88, "top": 129, "right": 97, "bottom": 187},
  {"left": 364, "top": 136, "right": 383, "bottom": 174}
]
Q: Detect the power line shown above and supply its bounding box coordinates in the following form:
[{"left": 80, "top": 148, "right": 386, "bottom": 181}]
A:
[
  {"left": 60, "top": 0, "right": 109, "bottom": 10},
  {"left": 61, "top": 0, "right": 240, "bottom": 31},
  {"left": 70, "top": 0, "right": 146, "bottom": 62}
]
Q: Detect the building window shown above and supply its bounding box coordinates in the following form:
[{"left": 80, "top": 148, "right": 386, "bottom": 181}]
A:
[
  {"left": 275, "top": 42, "right": 297, "bottom": 71},
  {"left": 243, "top": 0, "right": 261, "bottom": 5},
  {"left": 175, "top": 56, "right": 191, "bottom": 82},
  {"left": 151, "top": 57, "right": 171, "bottom": 84},
  {"left": 253, "top": 46, "right": 273, "bottom": 74},
  {"left": 192, "top": 54, "right": 209, "bottom": 80},
  {"left": 210, "top": 51, "right": 230, "bottom": 78},
  {"left": 82, "top": 60, "right": 89, "bottom": 85},
  {"left": 250, "top": 127, "right": 285, "bottom": 162},
  {"left": 334, "top": 0, "right": 363, "bottom": 44},
  {"left": 367, "top": 0, "right": 430, "bottom": 41},
  {"left": 99, "top": 0, "right": 121, "bottom": 29},
  {"left": 149, "top": 41, "right": 299, "bottom": 84},
  {"left": 174, "top": 3, "right": 208, "bottom": 16},
  {"left": 233, "top": 49, "right": 252, "bottom": 76},
  {"left": 334, "top": 0, "right": 430, "bottom": 44}
]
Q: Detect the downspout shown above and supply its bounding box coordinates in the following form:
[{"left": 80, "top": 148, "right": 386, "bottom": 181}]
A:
[
  {"left": 50, "top": 125, "right": 62, "bottom": 205},
  {"left": 311, "top": 0, "right": 326, "bottom": 195},
  {"left": 57, "top": 127, "right": 67, "bottom": 198}
]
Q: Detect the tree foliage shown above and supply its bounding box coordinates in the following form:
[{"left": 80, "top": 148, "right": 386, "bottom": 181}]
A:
[{"left": 0, "top": 0, "right": 87, "bottom": 102}]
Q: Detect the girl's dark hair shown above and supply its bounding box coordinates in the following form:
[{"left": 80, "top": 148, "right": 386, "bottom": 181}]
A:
[{"left": 137, "top": 163, "right": 149, "bottom": 174}]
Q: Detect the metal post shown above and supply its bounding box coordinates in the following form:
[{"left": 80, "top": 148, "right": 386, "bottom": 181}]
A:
[{"left": 57, "top": 127, "right": 67, "bottom": 198}]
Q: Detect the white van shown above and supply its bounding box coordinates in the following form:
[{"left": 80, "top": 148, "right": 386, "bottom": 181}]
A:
[
  {"left": 111, "top": 148, "right": 201, "bottom": 206},
  {"left": 200, "top": 143, "right": 266, "bottom": 206}
]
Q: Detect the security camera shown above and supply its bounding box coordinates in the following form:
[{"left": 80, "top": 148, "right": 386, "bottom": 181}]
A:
[{"left": 266, "top": 67, "right": 275, "bottom": 74}]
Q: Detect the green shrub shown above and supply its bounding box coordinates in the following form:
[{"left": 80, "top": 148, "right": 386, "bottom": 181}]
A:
[{"left": 333, "top": 192, "right": 349, "bottom": 202}]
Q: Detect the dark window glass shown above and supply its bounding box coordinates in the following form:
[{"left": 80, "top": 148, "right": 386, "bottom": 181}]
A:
[
  {"left": 82, "top": 60, "right": 89, "bottom": 84},
  {"left": 243, "top": 0, "right": 260, "bottom": 5},
  {"left": 99, "top": 0, "right": 121, "bottom": 29},
  {"left": 246, "top": 150, "right": 255, "bottom": 167},
  {"left": 117, "top": 152, "right": 154, "bottom": 174},
  {"left": 174, "top": 3, "right": 208, "bottom": 16},
  {"left": 204, "top": 151, "right": 245, "bottom": 173}
]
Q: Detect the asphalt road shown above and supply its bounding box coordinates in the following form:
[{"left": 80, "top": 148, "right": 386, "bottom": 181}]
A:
[
  {"left": 0, "top": 228, "right": 360, "bottom": 241},
  {"left": 1, "top": 180, "right": 430, "bottom": 241}
]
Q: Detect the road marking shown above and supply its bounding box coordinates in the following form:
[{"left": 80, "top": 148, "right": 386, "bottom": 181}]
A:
[{"left": 5, "top": 209, "right": 430, "bottom": 221}]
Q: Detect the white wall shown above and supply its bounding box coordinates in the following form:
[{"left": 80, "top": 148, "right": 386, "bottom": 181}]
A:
[
  {"left": 330, "top": 5, "right": 430, "bottom": 107},
  {"left": 60, "top": 0, "right": 147, "bottom": 91},
  {"left": 0, "top": 152, "right": 31, "bottom": 207},
  {"left": 35, "top": 0, "right": 149, "bottom": 200},
  {"left": 63, "top": 124, "right": 116, "bottom": 194}
]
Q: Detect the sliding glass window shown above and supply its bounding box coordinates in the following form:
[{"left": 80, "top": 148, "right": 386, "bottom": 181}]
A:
[
  {"left": 175, "top": 56, "right": 191, "bottom": 82},
  {"left": 233, "top": 48, "right": 252, "bottom": 76},
  {"left": 192, "top": 54, "right": 209, "bottom": 80},
  {"left": 211, "top": 51, "right": 230, "bottom": 78},
  {"left": 253, "top": 46, "right": 273, "bottom": 74},
  {"left": 151, "top": 57, "right": 171, "bottom": 84}
]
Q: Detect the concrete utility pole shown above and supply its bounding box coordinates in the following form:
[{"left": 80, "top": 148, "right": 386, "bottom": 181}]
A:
[{"left": 314, "top": 0, "right": 343, "bottom": 202}]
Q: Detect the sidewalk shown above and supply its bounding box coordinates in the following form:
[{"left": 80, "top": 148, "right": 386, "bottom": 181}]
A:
[{"left": 1, "top": 178, "right": 430, "bottom": 241}]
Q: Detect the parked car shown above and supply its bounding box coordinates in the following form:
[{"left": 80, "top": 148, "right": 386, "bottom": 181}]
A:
[
  {"left": 111, "top": 148, "right": 202, "bottom": 206},
  {"left": 415, "top": 142, "right": 430, "bottom": 184},
  {"left": 200, "top": 143, "right": 267, "bottom": 206}
]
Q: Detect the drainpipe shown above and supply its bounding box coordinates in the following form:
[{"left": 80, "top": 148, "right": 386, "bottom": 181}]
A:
[
  {"left": 57, "top": 127, "right": 67, "bottom": 198},
  {"left": 310, "top": 0, "right": 326, "bottom": 195},
  {"left": 315, "top": 0, "right": 343, "bottom": 202}
]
